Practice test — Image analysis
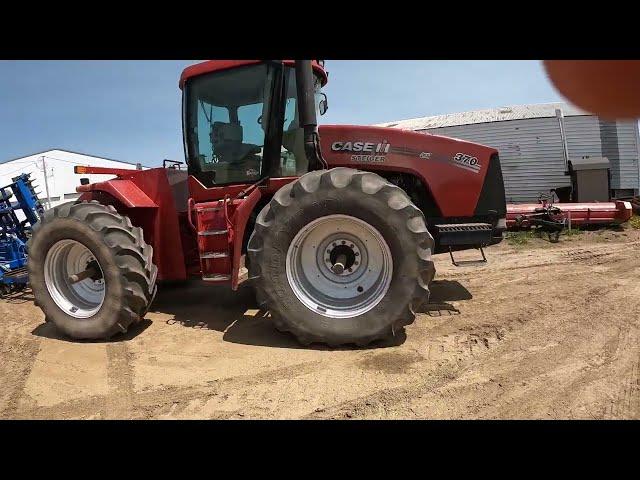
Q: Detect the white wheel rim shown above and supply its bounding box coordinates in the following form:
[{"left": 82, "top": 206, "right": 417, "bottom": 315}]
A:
[
  {"left": 286, "top": 214, "right": 393, "bottom": 318},
  {"left": 44, "top": 239, "right": 106, "bottom": 318}
]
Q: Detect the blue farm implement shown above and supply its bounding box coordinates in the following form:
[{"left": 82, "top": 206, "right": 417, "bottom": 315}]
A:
[{"left": 0, "top": 173, "right": 44, "bottom": 296}]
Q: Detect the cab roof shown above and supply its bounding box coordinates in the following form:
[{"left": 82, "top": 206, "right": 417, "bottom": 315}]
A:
[{"left": 179, "top": 60, "right": 328, "bottom": 89}]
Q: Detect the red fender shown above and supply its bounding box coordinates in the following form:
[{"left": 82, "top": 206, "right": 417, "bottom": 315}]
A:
[
  {"left": 78, "top": 179, "right": 157, "bottom": 208},
  {"left": 77, "top": 168, "right": 189, "bottom": 282}
]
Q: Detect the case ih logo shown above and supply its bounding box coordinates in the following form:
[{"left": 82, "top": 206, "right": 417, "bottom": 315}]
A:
[
  {"left": 331, "top": 140, "right": 390, "bottom": 163},
  {"left": 451, "top": 153, "right": 481, "bottom": 173}
]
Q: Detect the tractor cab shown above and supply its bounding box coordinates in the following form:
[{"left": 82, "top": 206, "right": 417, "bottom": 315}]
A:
[{"left": 181, "top": 61, "right": 328, "bottom": 189}]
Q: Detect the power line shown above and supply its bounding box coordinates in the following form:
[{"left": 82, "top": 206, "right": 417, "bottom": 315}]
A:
[
  {"left": 1, "top": 156, "right": 91, "bottom": 166},
  {"left": 0, "top": 164, "right": 36, "bottom": 177},
  {"left": 43, "top": 155, "right": 144, "bottom": 168},
  {"left": 3, "top": 155, "right": 145, "bottom": 168},
  {"left": 2, "top": 154, "right": 142, "bottom": 178},
  {"left": 0, "top": 160, "right": 39, "bottom": 165},
  {"left": 42, "top": 155, "right": 97, "bottom": 165}
]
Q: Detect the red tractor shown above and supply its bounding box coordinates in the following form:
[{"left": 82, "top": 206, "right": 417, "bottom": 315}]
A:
[{"left": 27, "top": 60, "right": 506, "bottom": 347}]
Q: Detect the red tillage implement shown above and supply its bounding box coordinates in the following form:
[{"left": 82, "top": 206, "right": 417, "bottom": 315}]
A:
[{"left": 507, "top": 200, "right": 633, "bottom": 229}]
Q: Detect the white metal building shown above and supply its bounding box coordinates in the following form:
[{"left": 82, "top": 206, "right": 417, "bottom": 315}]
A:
[
  {"left": 0, "top": 149, "right": 148, "bottom": 210},
  {"left": 376, "top": 103, "right": 640, "bottom": 203}
]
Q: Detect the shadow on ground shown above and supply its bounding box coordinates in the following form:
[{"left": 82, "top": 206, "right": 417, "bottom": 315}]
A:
[
  {"left": 1, "top": 288, "right": 34, "bottom": 305},
  {"left": 22, "top": 287, "right": 154, "bottom": 343},
  {"left": 25, "top": 278, "right": 472, "bottom": 349},
  {"left": 149, "top": 280, "right": 407, "bottom": 350},
  {"left": 31, "top": 319, "right": 153, "bottom": 343},
  {"left": 419, "top": 280, "right": 472, "bottom": 316}
]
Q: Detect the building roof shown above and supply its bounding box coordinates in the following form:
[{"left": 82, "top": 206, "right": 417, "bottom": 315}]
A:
[
  {"left": 375, "top": 102, "right": 591, "bottom": 131},
  {"left": 0, "top": 148, "right": 151, "bottom": 167}
]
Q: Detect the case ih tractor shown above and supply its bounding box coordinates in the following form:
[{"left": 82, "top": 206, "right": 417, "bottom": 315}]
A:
[{"left": 27, "top": 60, "right": 507, "bottom": 347}]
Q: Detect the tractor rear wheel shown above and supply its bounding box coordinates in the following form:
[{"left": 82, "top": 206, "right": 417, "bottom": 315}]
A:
[
  {"left": 28, "top": 201, "right": 157, "bottom": 340},
  {"left": 247, "top": 168, "right": 436, "bottom": 347}
]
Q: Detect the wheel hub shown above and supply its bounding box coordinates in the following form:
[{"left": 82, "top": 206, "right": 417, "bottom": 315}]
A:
[
  {"left": 286, "top": 214, "right": 393, "bottom": 318},
  {"left": 326, "top": 240, "right": 360, "bottom": 276},
  {"left": 44, "top": 239, "right": 106, "bottom": 319}
]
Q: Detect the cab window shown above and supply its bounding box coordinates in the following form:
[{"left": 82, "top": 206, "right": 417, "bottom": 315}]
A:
[{"left": 185, "top": 64, "right": 275, "bottom": 186}]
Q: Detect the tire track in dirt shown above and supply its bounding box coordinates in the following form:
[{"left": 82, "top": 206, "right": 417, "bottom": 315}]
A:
[
  {"left": 626, "top": 357, "right": 640, "bottom": 417},
  {"left": 3, "top": 229, "right": 639, "bottom": 419},
  {"left": 0, "top": 333, "right": 41, "bottom": 418},
  {"left": 605, "top": 358, "right": 639, "bottom": 419},
  {"left": 105, "top": 343, "right": 136, "bottom": 419},
  {"left": 309, "top": 238, "right": 639, "bottom": 420},
  {"left": 13, "top": 360, "right": 323, "bottom": 419},
  {"left": 306, "top": 323, "right": 514, "bottom": 419},
  {"left": 441, "top": 263, "right": 640, "bottom": 420},
  {"left": 440, "top": 242, "right": 640, "bottom": 279},
  {"left": 607, "top": 328, "right": 640, "bottom": 419},
  {"left": 133, "top": 360, "right": 323, "bottom": 418},
  {"left": 303, "top": 366, "right": 459, "bottom": 419}
]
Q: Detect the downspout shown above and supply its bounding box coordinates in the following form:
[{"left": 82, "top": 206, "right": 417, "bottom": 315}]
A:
[
  {"left": 556, "top": 108, "right": 570, "bottom": 174},
  {"left": 634, "top": 119, "right": 640, "bottom": 196}
]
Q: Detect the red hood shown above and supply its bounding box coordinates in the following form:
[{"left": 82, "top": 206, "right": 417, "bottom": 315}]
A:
[
  {"left": 317, "top": 124, "right": 499, "bottom": 218},
  {"left": 319, "top": 124, "right": 495, "bottom": 153}
]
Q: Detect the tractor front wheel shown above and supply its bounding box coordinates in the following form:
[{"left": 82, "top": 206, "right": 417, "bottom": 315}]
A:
[
  {"left": 248, "top": 168, "right": 436, "bottom": 347},
  {"left": 28, "top": 201, "right": 157, "bottom": 340}
]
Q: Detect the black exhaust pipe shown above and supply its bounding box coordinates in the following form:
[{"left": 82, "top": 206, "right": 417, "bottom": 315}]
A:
[{"left": 295, "top": 60, "right": 328, "bottom": 171}]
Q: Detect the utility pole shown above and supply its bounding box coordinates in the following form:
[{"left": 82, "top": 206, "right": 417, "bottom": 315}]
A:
[{"left": 40, "top": 156, "right": 52, "bottom": 209}]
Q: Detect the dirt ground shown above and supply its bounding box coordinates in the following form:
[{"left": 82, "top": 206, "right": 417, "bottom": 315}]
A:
[{"left": 1, "top": 227, "right": 639, "bottom": 420}]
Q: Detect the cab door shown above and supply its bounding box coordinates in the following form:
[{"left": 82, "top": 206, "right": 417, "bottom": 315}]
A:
[{"left": 182, "top": 62, "right": 285, "bottom": 286}]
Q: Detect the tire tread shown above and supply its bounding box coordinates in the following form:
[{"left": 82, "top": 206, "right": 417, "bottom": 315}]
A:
[
  {"left": 27, "top": 201, "right": 157, "bottom": 339},
  {"left": 248, "top": 168, "right": 436, "bottom": 347}
]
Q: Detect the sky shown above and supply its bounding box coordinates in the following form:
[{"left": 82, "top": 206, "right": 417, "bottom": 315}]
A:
[{"left": 0, "top": 60, "right": 565, "bottom": 167}]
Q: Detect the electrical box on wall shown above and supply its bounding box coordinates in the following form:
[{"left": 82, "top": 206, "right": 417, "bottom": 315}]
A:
[{"left": 568, "top": 156, "right": 611, "bottom": 202}]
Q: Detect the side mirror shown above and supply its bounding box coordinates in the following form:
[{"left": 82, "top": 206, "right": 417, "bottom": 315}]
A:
[
  {"left": 80, "top": 178, "right": 90, "bottom": 185},
  {"left": 318, "top": 92, "right": 328, "bottom": 116}
]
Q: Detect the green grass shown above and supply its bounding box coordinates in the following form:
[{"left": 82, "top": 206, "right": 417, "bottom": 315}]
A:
[
  {"left": 506, "top": 226, "right": 583, "bottom": 246},
  {"left": 505, "top": 230, "right": 535, "bottom": 246},
  {"left": 564, "top": 226, "right": 583, "bottom": 237},
  {"left": 629, "top": 214, "right": 640, "bottom": 229}
]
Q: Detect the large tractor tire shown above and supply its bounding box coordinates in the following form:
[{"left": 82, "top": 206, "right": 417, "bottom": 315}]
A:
[
  {"left": 248, "top": 168, "right": 436, "bottom": 347},
  {"left": 28, "top": 201, "right": 157, "bottom": 340}
]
